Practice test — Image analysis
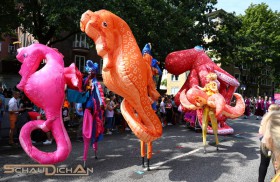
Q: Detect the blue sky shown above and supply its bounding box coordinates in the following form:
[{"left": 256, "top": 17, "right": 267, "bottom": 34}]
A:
[{"left": 215, "top": 0, "right": 280, "bottom": 15}]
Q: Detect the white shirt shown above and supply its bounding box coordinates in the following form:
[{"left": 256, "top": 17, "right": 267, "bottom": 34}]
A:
[
  {"left": 8, "top": 97, "right": 19, "bottom": 112},
  {"left": 160, "top": 101, "right": 166, "bottom": 113},
  {"left": 106, "top": 101, "right": 115, "bottom": 118}
]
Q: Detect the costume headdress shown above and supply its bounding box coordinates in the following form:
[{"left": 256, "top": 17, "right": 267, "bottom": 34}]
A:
[
  {"left": 85, "top": 60, "right": 99, "bottom": 73},
  {"left": 142, "top": 43, "right": 152, "bottom": 55}
]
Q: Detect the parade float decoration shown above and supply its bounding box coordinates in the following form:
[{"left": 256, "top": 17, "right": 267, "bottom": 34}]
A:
[
  {"left": 80, "top": 9, "right": 162, "bottom": 170},
  {"left": 179, "top": 72, "right": 245, "bottom": 152},
  {"left": 82, "top": 60, "right": 105, "bottom": 167},
  {"left": 17, "top": 43, "right": 82, "bottom": 164},
  {"left": 165, "top": 46, "right": 243, "bottom": 135}
]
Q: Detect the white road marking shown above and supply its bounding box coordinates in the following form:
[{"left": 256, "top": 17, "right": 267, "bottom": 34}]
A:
[{"left": 147, "top": 148, "right": 201, "bottom": 170}]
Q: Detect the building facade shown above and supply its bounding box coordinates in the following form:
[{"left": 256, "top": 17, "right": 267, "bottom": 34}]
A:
[{"left": 0, "top": 29, "right": 103, "bottom": 90}]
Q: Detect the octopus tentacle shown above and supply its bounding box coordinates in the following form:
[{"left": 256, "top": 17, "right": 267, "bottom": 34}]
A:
[
  {"left": 222, "top": 93, "right": 245, "bottom": 118},
  {"left": 180, "top": 89, "right": 199, "bottom": 110},
  {"left": 214, "top": 70, "right": 240, "bottom": 87}
]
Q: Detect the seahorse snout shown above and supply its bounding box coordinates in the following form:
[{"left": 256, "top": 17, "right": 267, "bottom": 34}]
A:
[{"left": 80, "top": 10, "right": 95, "bottom": 32}]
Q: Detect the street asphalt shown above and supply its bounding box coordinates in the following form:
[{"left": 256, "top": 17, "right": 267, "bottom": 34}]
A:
[{"left": 0, "top": 116, "right": 275, "bottom": 182}]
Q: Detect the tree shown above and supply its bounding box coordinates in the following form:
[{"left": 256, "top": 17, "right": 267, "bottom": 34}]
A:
[
  {"left": 89, "top": 0, "right": 218, "bottom": 66},
  {"left": 0, "top": 0, "right": 20, "bottom": 36},
  {"left": 16, "top": 0, "right": 93, "bottom": 45},
  {"left": 9, "top": 0, "right": 218, "bottom": 66},
  {"left": 236, "top": 3, "right": 280, "bottom": 95},
  {"left": 161, "top": 78, "right": 167, "bottom": 86},
  {"left": 206, "top": 10, "right": 242, "bottom": 66}
]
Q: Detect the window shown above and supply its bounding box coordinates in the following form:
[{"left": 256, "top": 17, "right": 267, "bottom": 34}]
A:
[
  {"left": 171, "top": 87, "right": 179, "bottom": 95},
  {"left": 73, "top": 33, "right": 89, "bottom": 49},
  {"left": 8, "top": 44, "right": 16, "bottom": 54},
  {"left": 0, "top": 42, "right": 2, "bottom": 52},
  {"left": 171, "top": 75, "right": 179, "bottom": 81},
  {"left": 75, "top": 55, "right": 86, "bottom": 72},
  {"left": 185, "top": 71, "right": 190, "bottom": 79},
  {"left": 261, "top": 78, "right": 266, "bottom": 85},
  {"left": 261, "top": 69, "right": 267, "bottom": 75},
  {"left": 99, "top": 59, "right": 103, "bottom": 74},
  {"left": 234, "top": 73, "right": 240, "bottom": 81},
  {"left": 241, "top": 75, "right": 247, "bottom": 82},
  {"left": 251, "top": 77, "right": 257, "bottom": 84},
  {"left": 267, "top": 79, "right": 272, "bottom": 86}
]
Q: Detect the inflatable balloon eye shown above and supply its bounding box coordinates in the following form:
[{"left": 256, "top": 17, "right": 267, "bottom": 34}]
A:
[
  {"left": 81, "top": 10, "right": 162, "bottom": 170},
  {"left": 17, "top": 43, "right": 82, "bottom": 164}
]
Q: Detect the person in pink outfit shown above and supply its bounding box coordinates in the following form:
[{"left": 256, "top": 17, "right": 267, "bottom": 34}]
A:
[
  {"left": 265, "top": 96, "right": 274, "bottom": 113},
  {"left": 244, "top": 96, "right": 251, "bottom": 119},
  {"left": 255, "top": 96, "right": 264, "bottom": 120}
]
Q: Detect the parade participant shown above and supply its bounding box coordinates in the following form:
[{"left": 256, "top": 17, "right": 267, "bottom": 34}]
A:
[
  {"left": 82, "top": 60, "right": 105, "bottom": 166},
  {"left": 160, "top": 96, "right": 166, "bottom": 127},
  {"left": 105, "top": 96, "right": 116, "bottom": 135},
  {"left": 244, "top": 96, "right": 251, "bottom": 119},
  {"left": 142, "top": 43, "right": 162, "bottom": 112},
  {"left": 184, "top": 110, "right": 197, "bottom": 128},
  {"left": 266, "top": 97, "right": 274, "bottom": 113},
  {"left": 264, "top": 96, "right": 268, "bottom": 113},
  {"left": 16, "top": 43, "right": 82, "bottom": 164},
  {"left": 81, "top": 10, "right": 162, "bottom": 170},
  {"left": 165, "top": 96, "right": 173, "bottom": 125},
  {"left": 8, "top": 91, "right": 21, "bottom": 146},
  {"left": 258, "top": 104, "right": 280, "bottom": 182},
  {"left": 0, "top": 87, "right": 5, "bottom": 139},
  {"left": 62, "top": 96, "right": 70, "bottom": 130},
  {"left": 255, "top": 96, "right": 265, "bottom": 120}
]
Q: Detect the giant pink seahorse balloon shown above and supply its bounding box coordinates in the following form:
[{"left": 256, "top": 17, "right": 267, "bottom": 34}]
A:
[{"left": 17, "top": 43, "right": 82, "bottom": 164}]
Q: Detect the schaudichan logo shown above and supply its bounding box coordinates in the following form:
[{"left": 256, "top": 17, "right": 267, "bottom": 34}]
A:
[{"left": 3, "top": 164, "right": 93, "bottom": 176}]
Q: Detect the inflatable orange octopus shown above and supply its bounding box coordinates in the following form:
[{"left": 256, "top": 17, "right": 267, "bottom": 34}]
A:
[{"left": 80, "top": 9, "right": 162, "bottom": 170}]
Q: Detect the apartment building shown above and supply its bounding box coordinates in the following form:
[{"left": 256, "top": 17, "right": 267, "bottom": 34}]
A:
[{"left": 0, "top": 29, "right": 21, "bottom": 89}]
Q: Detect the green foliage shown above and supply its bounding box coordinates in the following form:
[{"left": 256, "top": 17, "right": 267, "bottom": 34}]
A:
[
  {"left": 16, "top": 0, "right": 93, "bottom": 44},
  {"left": 91, "top": 0, "right": 218, "bottom": 67},
  {"left": 237, "top": 3, "right": 280, "bottom": 85},
  {"left": 206, "top": 10, "right": 242, "bottom": 65},
  {"left": 161, "top": 78, "right": 167, "bottom": 86},
  {"left": 4, "top": 0, "right": 218, "bottom": 66},
  {"left": 0, "top": 0, "right": 20, "bottom": 36},
  {"left": 206, "top": 3, "right": 280, "bottom": 88}
]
